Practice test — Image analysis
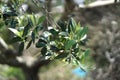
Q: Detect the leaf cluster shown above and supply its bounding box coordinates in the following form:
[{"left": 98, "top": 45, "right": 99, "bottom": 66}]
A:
[
  {"left": 8, "top": 15, "right": 90, "bottom": 69},
  {"left": 0, "top": 1, "right": 91, "bottom": 70}
]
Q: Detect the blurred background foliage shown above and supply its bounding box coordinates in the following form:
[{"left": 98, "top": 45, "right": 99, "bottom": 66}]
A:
[{"left": 0, "top": 65, "right": 25, "bottom": 80}]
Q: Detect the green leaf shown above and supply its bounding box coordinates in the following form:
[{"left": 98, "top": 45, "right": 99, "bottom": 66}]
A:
[
  {"left": 22, "top": 18, "right": 33, "bottom": 37},
  {"left": 31, "top": 32, "right": 35, "bottom": 43},
  {"left": 35, "top": 25, "right": 43, "bottom": 32},
  {"left": 46, "top": 52, "right": 52, "bottom": 56},
  {"left": 10, "top": 18, "right": 18, "bottom": 28},
  {"left": 68, "top": 18, "right": 76, "bottom": 33},
  {"left": 50, "top": 45, "right": 59, "bottom": 52},
  {"left": 22, "top": 25, "right": 29, "bottom": 37},
  {"left": 37, "top": 15, "right": 45, "bottom": 25},
  {"left": 65, "top": 40, "right": 76, "bottom": 50},
  {"left": 19, "top": 42, "right": 24, "bottom": 53},
  {"left": 84, "top": 49, "right": 90, "bottom": 57},
  {"left": 26, "top": 40, "right": 32, "bottom": 49},
  {"left": 81, "top": 49, "right": 90, "bottom": 63},
  {"left": 36, "top": 42, "right": 46, "bottom": 48},
  {"left": 31, "top": 13, "right": 37, "bottom": 25},
  {"left": 3, "top": 12, "right": 17, "bottom": 18},
  {"left": 71, "top": 18, "right": 77, "bottom": 29},
  {"left": 57, "top": 20, "right": 66, "bottom": 31},
  {"left": 10, "top": 36, "right": 22, "bottom": 43},
  {"left": 59, "top": 32, "right": 68, "bottom": 37},
  {"left": 68, "top": 21, "right": 72, "bottom": 33},
  {"left": 8, "top": 28, "right": 21, "bottom": 37},
  {"left": 49, "top": 29, "right": 58, "bottom": 35},
  {"left": 36, "top": 39, "right": 47, "bottom": 48},
  {"left": 41, "top": 47, "right": 47, "bottom": 56},
  {"left": 77, "top": 27, "right": 88, "bottom": 40},
  {"left": 55, "top": 53, "right": 68, "bottom": 59},
  {"left": 12, "top": 0, "right": 20, "bottom": 6},
  {"left": 40, "top": 36, "right": 48, "bottom": 42},
  {"left": 28, "top": 17, "right": 33, "bottom": 26},
  {"left": 43, "top": 31, "right": 51, "bottom": 37},
  {"left": 72, "top": 59, "right": 79, "bottom": 66},
  {"left": 65, "top": 57, "right": 71, "bottom": 63},
  {"left": 79, "top": 40, "right": 86, "bottom": 46},
  {"left": 76, "top": 22, "right": 81, "bottom": 32},
  {"left": 74, "top": 48, "right": 79, "bottom": 54}
]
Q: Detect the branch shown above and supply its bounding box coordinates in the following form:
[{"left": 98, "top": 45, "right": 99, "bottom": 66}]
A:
[
  {"left": 0, "top": 37, "right": 8, "bottom": 52},
  {"left": 79, "top": 0, "right": 120, "bottom": 8},
  {"left": 32, "top": 56, "right": 51, "bottom": 69},
  {"left": 60, "top": 0, "right": 76, "bottom": 21},
  {"left": 0, "top": 49, "right": 25, "bottom": 68}
]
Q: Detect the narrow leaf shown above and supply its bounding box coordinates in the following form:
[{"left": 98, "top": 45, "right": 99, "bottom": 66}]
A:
[
  {"left": 31, "top": 32, "right": 35, "bottom": 43},
  {"left": 36, "top": 39, "right": 47, "bottom": 48},
  {"left": 77, "top": 27, "right": 88, "bottom": 40},
  {"left": 81, "top": 49, "right": 90, "bottom": 63},
  {"left": 37, "top": 15, "right": 45, "bottom": 25},
  {"left": 76, "top": 22, "right": 81, "bottom": 32},
  {"left": 84, "top": 49, "right": 90, "bottom": 57},
  {"left": 50, "top": 45, "right": 59, "bottom": 52},
  {"left": 71, "top": 18, "right": 77, "bottom": 29},
  {"left": 31, "top": 13, "right": 37, "bottom": 25},
  {"left": 68, "top": 18, "right": 76, "bottom": 33},
  {"left": 35, "top": 25, "right": 43, "bottom": 32},
  {"left": 65, "top": 40, "right": 76, "bottom": 50},
  {"left": 10, "top": 36, "right": 22, "bottom": 43},
  {"left": 57, "top": 20, "right": 66, "bottom": 31},
  {"left": 49, "top": 29, "right": 58, "bottom": 35},
  {"left": 59, "top": 32, "right": 68, "bottom": 37},
  {"left": 41, "top": 47, "right": 47, "bottom": 56},
  {"left": 22, "top": 18, "right": 33, "bottom": 37},
  {"left": 55, "top": 53, "right": 68, "bottom": 59},
  {"left": 26, "top": 40, "right": 32, "bottom": 49},
  {"left": 8, "top": 28, "right": 21, "bottom": 37}
]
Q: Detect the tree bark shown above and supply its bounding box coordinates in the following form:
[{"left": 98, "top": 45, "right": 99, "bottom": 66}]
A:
[
  {"left": 22, "top": 59, "right": 50, "bottom": 80},
  {"left": 22, "top": 67, "right": 39, "bottom": 80},
  {"left": 43, "top": 0, "right": 52, "bottom": 30},
  {"left": 0, "top": 49, "right": 51, "bottom": 80},
  {"left": 60, "top": 0, "right": 76, "bottom": 21}
]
